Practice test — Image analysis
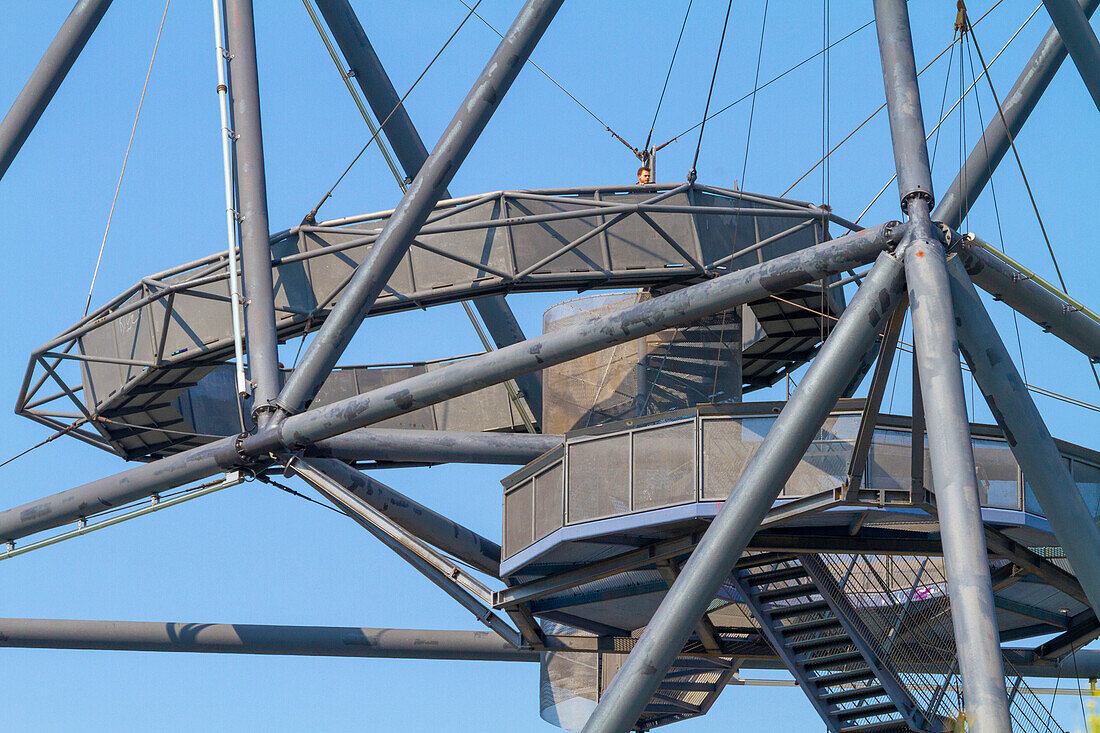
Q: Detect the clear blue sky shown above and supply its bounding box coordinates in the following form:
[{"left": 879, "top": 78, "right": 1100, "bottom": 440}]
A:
[{"left": 0, "top": 1, "right": 1098, "bottom": 730}]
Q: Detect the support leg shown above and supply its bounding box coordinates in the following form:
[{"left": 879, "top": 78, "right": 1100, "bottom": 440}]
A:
[
  {"left": 225, "top": 0, "right": 281, "bottom": 420},
  {"left": 948, "top": 257, "right": 1100, "bottom": 616},
  {"left": 0, "top": 0, "right": 113, "bottom": 181},
  {"left": 1041, "top": 0, "right": 1100, "bottom": 112},
  {"left": 274, "top": 0, "right": 564, "bottom": 418},
  {"left": 580, "top": 252, "right": 906, "bottom": 733}
]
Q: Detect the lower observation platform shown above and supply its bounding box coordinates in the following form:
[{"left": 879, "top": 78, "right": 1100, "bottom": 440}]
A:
[{"left": 498, "top": 400, "right": 1096, "bottom": 641}]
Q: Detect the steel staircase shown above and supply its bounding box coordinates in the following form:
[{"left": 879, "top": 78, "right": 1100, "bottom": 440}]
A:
[{"left": 729, "top": 554, "right": 949, "bottom": 733}]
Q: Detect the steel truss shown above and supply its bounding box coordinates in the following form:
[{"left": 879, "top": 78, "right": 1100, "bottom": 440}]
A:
[{"left": 1, "top": 1, "right": 1100, "bottom": 732}]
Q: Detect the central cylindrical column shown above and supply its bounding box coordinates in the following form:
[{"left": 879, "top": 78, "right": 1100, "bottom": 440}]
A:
[
  {"left": 903, "top": 201, "right": 1011, "bottom": 733},
  {"left": 874, "top": 0, "right": 934, "bottom": 210}
]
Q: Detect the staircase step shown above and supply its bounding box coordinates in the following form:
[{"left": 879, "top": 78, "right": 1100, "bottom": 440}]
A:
[
  {"left": 744, "top": 566, "right": 809, "bottom": 586},
  {"left": 766, "top": 599, "right": 829, "bottom": 619},
  {"left": 782, "top": 616, "right": 842, "bottom": 635},
  {"left": 802, "top": 650, "right": 865, "bottom": 671},
  {"left": 787, "top": 632, "right": 851, "bottom": 653},
  {"left": 820, "top": 684, "right": 887, "bottom": 705},
  {"left": 836, "top": 701, "right": 902, "bottom": 721},
  {"left": 736, "top": 553, "right": 797, "bottom": 570},
  {"left": 811, "top": 667, "right": 877, "bottom": 688},
  {"left": 838, "top": 718, "right": 910, "bottom": 733},
  {"left": 757, "top": 582, "right": 820, "bottom": 603}
]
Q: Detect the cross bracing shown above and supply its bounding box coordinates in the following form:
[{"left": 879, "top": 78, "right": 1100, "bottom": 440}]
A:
[{"left": 2, "top": 0, "right": 1100, "bottom": 731}]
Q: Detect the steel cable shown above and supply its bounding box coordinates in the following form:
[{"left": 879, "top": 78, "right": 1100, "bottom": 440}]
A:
[{"left": 689, "top": 0, "right": 734, "bottom": 179}]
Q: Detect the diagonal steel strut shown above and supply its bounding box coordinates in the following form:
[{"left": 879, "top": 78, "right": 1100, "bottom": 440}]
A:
[
  {"left": 579, "top": 252, "right": 906, "bottom": 733},
  {"left": 272, "top": 0, "right": 564, "bottom": 419}
]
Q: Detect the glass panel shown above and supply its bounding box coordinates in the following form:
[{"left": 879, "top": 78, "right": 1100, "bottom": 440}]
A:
[
  {"left": 504, "top": 479, "right": 533, "bottom": 558},
  {"left": 633, "top": 421, "right": 695, "bottom": 511},
  {"left": 1074, "top": 460, "right": 1100, "bottom": 519},
  {"left": 1024, "top": 455, "right": 1072, "bottom": 516},
  {"left": 866, "top": 429, "right": 913, "bottom": 492},
  {"left": 567, "top": 434, "right": 630, "bottom": 523},
  {"left": 786, "top": 414, "right": 858, "bottom": 496},
  {"left": 972, "top": 439, "right": 1019, "bottom": 509},
  {"left": 702, "top": 416, "right": 773, "bottom": 500},
  {"left": 534, "top": 463, "right": 565, "bottom": 541}
]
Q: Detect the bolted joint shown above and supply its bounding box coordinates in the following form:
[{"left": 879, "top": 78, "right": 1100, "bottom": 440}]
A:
[{"left": 900, "top": 189, "right": 934, "bottom": 215}]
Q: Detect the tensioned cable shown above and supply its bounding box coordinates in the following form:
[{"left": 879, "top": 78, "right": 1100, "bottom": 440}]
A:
[
  {"left": 774, "top": 295, "right": 1100, "bottom": 413},
  {"left": 964, "top": 35, "right": 1029, "bottom": 383},
  {"left": 0, "top": 419, "right": 89, "bottom": 473},
  {"left": 457, "top": 0, "right": 639, "bottom": 157},
  {"left": 965, "top": 13, "right": 1100, "bottom": 394},
  {"left": 783, "top": 0, "right": 1005, "bottom": 199},
  {"left": 643, "top": 0, "right": 693, "bottom": 153},
  {"left": 307, "top": 0, "right": 484, "bottom": 220},
  {"left": 657, "top": 18, "right": 876, "bottom": 151},
  {"left": 83, "top": 0, "right": 171, "bottom": 317},
  {"left": 853, "top": 1, "right": 1037, "bottom": 223},
  {"left": 735, "top": 0, "right": 770, "bottom": 192},
  {"left": 689, "top": 0, "right": 734, "bottom": 179},
  {"left": 258, "top": 475, "right": 349, "bottom": 517}
]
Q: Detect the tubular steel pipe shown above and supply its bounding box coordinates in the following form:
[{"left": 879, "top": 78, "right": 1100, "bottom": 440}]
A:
[
  {"left": 960, "top": 235, "right": 1100, "bottom": 361},
  {"left": 312, "top": 0, "right": 541, "bottom": 414},
  {"left": 935, "top": 0, "right": 1100, "bottom": 229},
  {"left": 948, "top": 256, "right": 1100, "bottom": 616},
  {"left": 0, "top": 226, "right": 899, "bottom": 545},
  {"left": 903, "top": 202, "right": 1012, "bottom": 733},
  {"left": 0, "top": 618, "right": 537, "bottom": 661},
  {"left": 1041, "top": 0, "right": 1100, "bottom": 111},
  {"left": 875, "top": 0, "right": 1011, "bottom": 723},
  {"left": 299, "top": 457, "right": 501, "bottom": 576},
  {"left": 0, "top": 0, "right": 113, "bottom": 182},
  {"left": 307, "top": 428, "right": 562, "bottom": 465},
  {"left": 580, "top": 253, "right": 907, "bottom": 733},
  {"left": 225, "top": 0, "right": 281, "bottom": 418},
  {"left": 254, "top": 224, "right": 901, "bottom": 455},
  {"left": 274, "top": 0, "right": 564, "bottom": 417},
  {"left": 873, "top": 0, "right": 934, "bottom": 210}
]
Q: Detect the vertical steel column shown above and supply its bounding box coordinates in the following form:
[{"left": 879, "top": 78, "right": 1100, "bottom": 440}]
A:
[
  {"left": 581, "top": 253, "right": 906, "bottom": 733},
  {"left": 874, "top": 0, "right": 1011, "bottom": 728},
  {"left": 936, "top": 0, "right": 1100, "bottom": 229},
  {"left": 0, "top": 0, "right": 113, "bottom": 182},
  {"left": 948, "top": 257, "right": 1100, "bottom": 616},
  {"left": 1041, "top": 0, "right": 1100, "bottom": 111},
  {"left": 225, "top": 0, "right": 281, "bottom": 420},
  {"left": 274, "top": 0, "right": 563, "bottom": 418}
]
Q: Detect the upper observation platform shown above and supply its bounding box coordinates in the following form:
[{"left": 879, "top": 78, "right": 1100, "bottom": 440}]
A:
[{"left": 16, "top": 183, "right": 851, "bottom": 460}]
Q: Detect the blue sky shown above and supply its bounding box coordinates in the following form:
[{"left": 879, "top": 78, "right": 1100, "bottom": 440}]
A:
[{"left": 0, "top": 1, "right": 1098, "bottom": 730}]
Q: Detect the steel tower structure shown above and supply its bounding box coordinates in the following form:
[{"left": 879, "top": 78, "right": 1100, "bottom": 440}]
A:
[{"left": 3, "top": 1, "right": 1100, "bottom": 731}]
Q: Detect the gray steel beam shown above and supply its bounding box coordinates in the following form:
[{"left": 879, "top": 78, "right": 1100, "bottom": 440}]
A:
[
  {"left": 307, "top": 428, "right": 562, "bottom": 465},
  {"left": 935, "top": 0, "right": 1100, "bottom": 229},
  {"left": 1041, "top": 0, "right": 1100, "bottom": 111},
  {"left": 948, "top": 257, "right": 1100, "bottom": 615},
  {"left": 297, "top": 456, "right": 501, "bottom": 576},
  {"left": 252, "top": 225, "right": 900, "bottom": 455},
  {"left": 874, "top": 0, "right": 934, "bottom": 211},
  {"left": 0, "top": 225, "right": 899, "bottom": 544},
  {"left": 291, "top": 458, "right": 522, "bottom": 646},
  {"left": 0, "top": 0, "right": 113, "bottom": 182},
  {"left": 0, "top": 618, "right": 537, "bottom": 661},
  {"left": 960, "top": 236, "right": 1100, "bottom": 361},
  {"left": 312, "top": 0, "right": 541, "bottom": 415},
  {"left": 225, "top": 0, "right": 281, "bottom": 418},
  {"left": 875, "top": 0, "right": 1010, "bottom": 727},
  {"left": 274, "top": 0, "right": 564, "bottom": 417},
  {"left": 580, "top": 252, "right": 906, "bottom": 733},
  {"left": 903, "top": 204, "right": 1009, "bottom": 733}
]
